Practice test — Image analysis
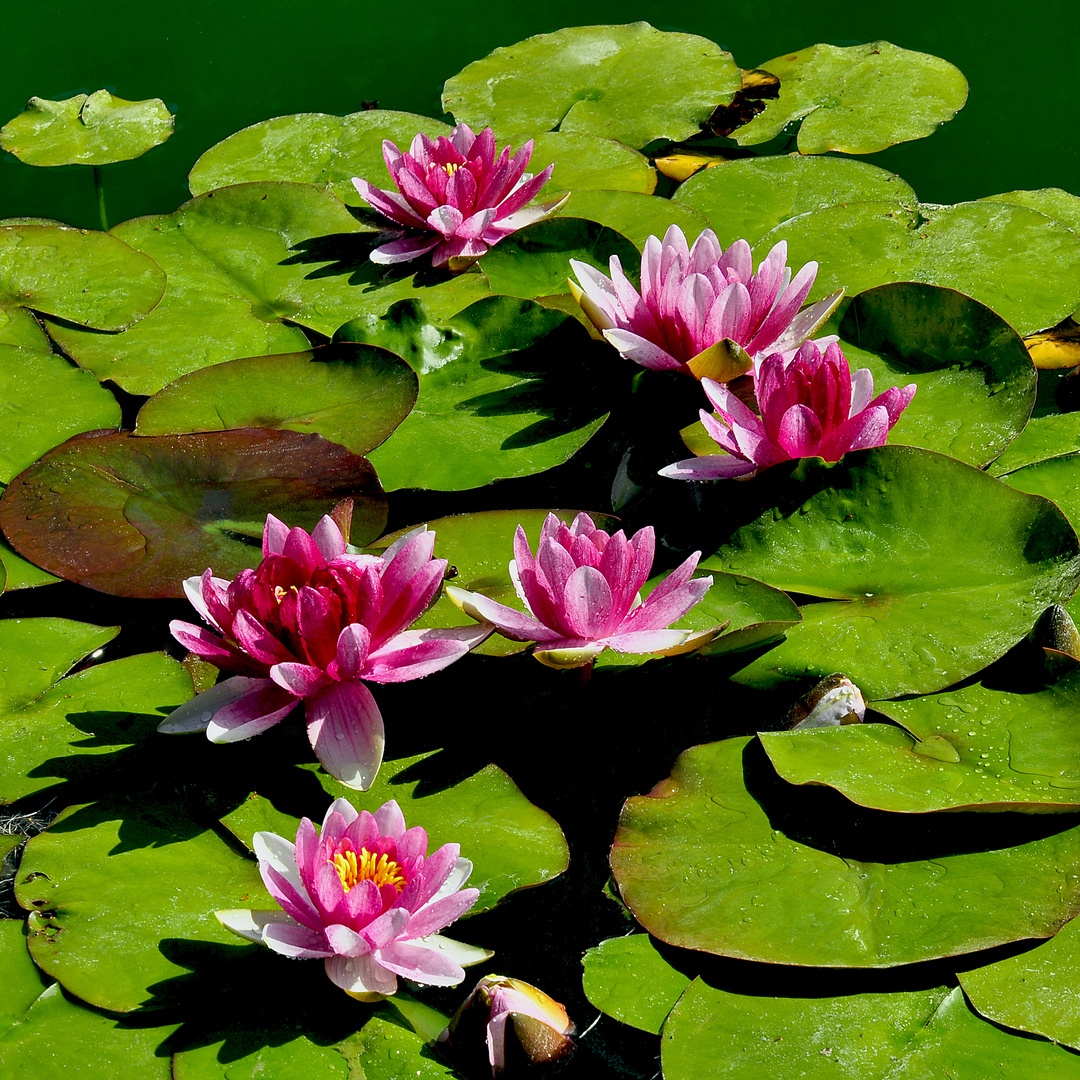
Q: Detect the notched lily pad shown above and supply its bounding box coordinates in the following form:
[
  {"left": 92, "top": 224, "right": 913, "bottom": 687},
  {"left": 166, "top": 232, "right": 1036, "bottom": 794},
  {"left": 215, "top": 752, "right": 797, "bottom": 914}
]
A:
[
  {"left": 442, "top": 22, "right": 741, "bottom": 148},
  {"left": 734, "top": 41, "right": 968, "bottom": 153},
  {"left": 1, "top": 90, "right": 174, "bottom": 166},
  {"left": 0, "top": 428, "right": 387, "bottom": 599}
]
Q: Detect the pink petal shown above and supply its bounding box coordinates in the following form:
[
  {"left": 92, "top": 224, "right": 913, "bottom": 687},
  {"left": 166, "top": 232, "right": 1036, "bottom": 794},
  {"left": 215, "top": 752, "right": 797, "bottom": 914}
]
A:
[
  {"left": 561, "top": 565, "right": 614, "bottom": 639},
  {"left": 369, "top": 234, "right": 441, "bottom": 265},
  {"left": 660, "top": 455, "right": 760, "bottom": 480},
  {"left": 232, "top": 609, "right": 294, "bottom": 666},
  {"left": 262, "top": 921, "right": 334, "bottom": 959},
  {"left": 375, "top": 939, "right": 466, "bottom": 986},
  {"left": 324, "top": 923, "right": 369, "bottom": 958},
  {"left": 363, "top": 625, "right": 491, "bottom": 683},
  {"left": 776, "top": 403, "right": 825, "bottom": 458},
  {"left": 335, "top": 623, "right": 372, "bottom": 680},
  {"left": 205, "top": 680, "right": 298, "bottom": 743},
  {"left": 602, "top": 328, "right": 683, "bottom": 370},
  {"left": 404, "top": 888, "right": 480, "bottom": 938},
  {"left": 311, "top": 516, "right": 346, "bottom": 560},
  {"left": 271, "top": 661, "right": 329, "bottom": 698},
  {"left": 325, "top": 953, "right": 398, "bottom": 997},
  {"left": 305, "top": 680, "right": 385, "bottom": 790},
  {"left": 447, "top": 587, "right": 559, "bottom": 642}
]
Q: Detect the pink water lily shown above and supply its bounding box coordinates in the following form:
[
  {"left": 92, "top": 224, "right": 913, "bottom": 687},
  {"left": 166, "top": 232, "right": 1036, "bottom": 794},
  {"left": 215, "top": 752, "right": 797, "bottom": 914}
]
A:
[
  {"left": 352, "top": 123, "right": 567, "bottom": 268},
  {"left": 447, "top": 512, "right": 712, "bottom": 668},
  {"left": 569, "top": 224, "right": 842, "bottom": 380},
  {"left": 161, "top": 515, "right": 489, "bottom": 789},
  {"left": 661, "top": 340, "right": 916, "bottom": 480},
  {"left": 217, "top": 797, "right": 488, "bottom": 1000}
]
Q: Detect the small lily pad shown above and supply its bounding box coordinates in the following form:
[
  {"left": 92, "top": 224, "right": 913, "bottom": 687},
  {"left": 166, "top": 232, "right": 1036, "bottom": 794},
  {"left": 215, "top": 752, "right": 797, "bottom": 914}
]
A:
[
  {"left": 1, "top": 90, "right": 174, "bottom": 166},
  {"left": 0, "top": 428, "right": 387, "bottom": 599},
  {"left": 733, "top": 41, "right": 968, "bottom": 154},
  {"left": 989, "top": 414, "right": 1080, "bottom": 476}
]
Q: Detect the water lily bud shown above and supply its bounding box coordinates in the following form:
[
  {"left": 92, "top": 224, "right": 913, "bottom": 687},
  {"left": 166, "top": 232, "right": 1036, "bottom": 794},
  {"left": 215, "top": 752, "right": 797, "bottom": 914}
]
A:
[
  {"left": 439, "top": 975, "right": 575, "bottom": 1076},
  {"left": 785, "top": 673, "right": 866, "bottom": 729},
  {"left": 1030, "top": 604, "right": 1080, "bottom": 661}
]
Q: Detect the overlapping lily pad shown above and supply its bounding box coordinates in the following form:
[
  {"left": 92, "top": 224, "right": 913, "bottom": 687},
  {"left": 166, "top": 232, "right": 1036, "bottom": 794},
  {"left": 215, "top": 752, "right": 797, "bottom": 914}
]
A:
[
  {"left": 0, "top": 533, "right": 58, "bottom": 591},
  {"left": 989, "top": 413, "right": 1080, "bottom": 476},
  {"left": 134, "top": 343, "right": 417, "bottom": 456},
  {"left": 673, "top": 154, "right": 917, "bottom": 246},
  {"left": 339, "top": 296, "right": 611, "bottom": 491},
  {"left": 43, "top": 183, "right": 488, "bottom": 394},
  {"left": 733, "top": 41, "right": 968, "bottom": 154},
  {"left": 836, "top": 283, "right": 1036, "bottom": 467},
  {"left": 0, "top": 344, "right": 122, "bottom": 483},
  {"left": 557, "top": 191, "right": 708, "bottom": 250},
  {"left": 0, "top": 429, "right": 387, "bottom": 598},
  {"left": 520, "top": 132, "right": 657, "bottom": 197},
  {"left": 0, "top": 302, "right": 50, "bottom": 350},
  {"left": 0, "top": 621, "right": 193, "bottom": 805},
  {"left": 611, "top": 736, "right": 1080, "bottom": 966},
  {"left": 982, "top": 187, "right": 1080, "bottom": 235},
  {"left": 1003, "top": 454, "right": 1080, "bottom": 537},
  {"left": 703, "top": 447, "right": 1080, "bottom": 699},
  {"left": 1, "top": 91, "right": 173, "bottom": 166},
  {"left": 221, "top": 752, "right": 569, "bottom": 916},
  {"left": 759, "top": 198, "right": 1080, "bottom": 335},
  {"left": 16, "top": 795, "right": 273, "bottom": 1012},
  {"left": 442, "top": 23, "right": 741, "bottom": 148},
  {"left": 0, "top": 223, "right": 165, "bottom": 331},
  {"left": 0, "top": 919, "right": 50, "bottom": 1030}
]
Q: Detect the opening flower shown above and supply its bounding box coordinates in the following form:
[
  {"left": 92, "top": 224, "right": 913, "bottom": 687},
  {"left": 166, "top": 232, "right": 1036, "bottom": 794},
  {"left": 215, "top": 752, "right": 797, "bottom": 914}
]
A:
[
  {"left": 160, "top": 515, "right": 489, "bottom": 789},
  {"left": 446, "top": 512, "right": 712, "bottom": 668},
  {"left": 661, "top": 340, "right": 916, "bottom": 480},
  {"left": 569, "top": 224, "right": 843, "bottom": 381},
  {"left": 217, "top": 797, "right": 489, "bottom": 1000},
  {"left": 351, "top": 123, "right": 567, "bottom": 269}
]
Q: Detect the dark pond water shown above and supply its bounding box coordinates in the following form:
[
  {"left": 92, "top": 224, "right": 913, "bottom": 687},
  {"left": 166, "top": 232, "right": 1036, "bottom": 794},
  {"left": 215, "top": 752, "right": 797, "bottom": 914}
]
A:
[{"left": 2, "top": 0, "right": 1077, "bottom": 228}]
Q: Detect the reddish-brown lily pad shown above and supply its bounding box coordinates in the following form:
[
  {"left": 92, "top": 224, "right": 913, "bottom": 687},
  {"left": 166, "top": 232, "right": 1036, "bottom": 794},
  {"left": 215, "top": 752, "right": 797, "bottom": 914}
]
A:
[{"left": 0, "top": 429, "right": 386, "bottom": 598}]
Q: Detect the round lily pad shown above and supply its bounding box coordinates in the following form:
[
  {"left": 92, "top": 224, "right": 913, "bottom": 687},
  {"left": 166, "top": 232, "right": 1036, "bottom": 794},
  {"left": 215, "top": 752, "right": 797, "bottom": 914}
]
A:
[
  {"left": 0, "top": 343, "right": 122, "bottom": 484},
  {"left": 837, "top": 283, "right": 1036, "bottom": 468},
  {"left": 733, "top": 41, "right": 968, "bottom": 154},
  {"left": 520, "top": 131, "right": 657, "bottom": 198},
  {"left": 134, "top": 343, "right": 417, "bottom": 456},
  {"left": 704, "top": 447, "right": 1080, "bottom": 699},
  {"left": 0, "top": 223, "right": 165, "bottom": 331},
  {"left": 673, "top": 154, "right": 917, "bottom": 246},
  {"left": 989, "top": 414, "right": 1080, "bottom": 477},
  {"left": 340, "top": 296, "right": 612, "bottom": 491},
  {"left": 759, "top": 198, "right": 1080, "bottom": 336},
  {"left": 16, "top": 795, "right": 273, "bottom": 1012},
  {"left": 611, "top": 736, "right": 1080, "bottom": 966},
  {"left": 442, "top": 23, "right": 741, "bottom": 148},
  {"left": 0, "top": 428, "right": 387, "bottom": 598},
  {"left": 220, "top": 751, "right": 569, "bottom": 917},
  {"left": 557, "top": 191, "right": 708, "bottom": 251},
  {"left": 1, "top": 90, "right": 174, "bottom": 166}
]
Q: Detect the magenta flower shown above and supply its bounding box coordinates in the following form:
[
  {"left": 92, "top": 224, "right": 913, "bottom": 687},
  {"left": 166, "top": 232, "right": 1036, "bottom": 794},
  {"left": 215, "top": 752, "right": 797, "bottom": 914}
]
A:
[
  {"left": 661, "top": 340, "right": 916, "bottom": 481},
  {"left": 217, "top": 797, "right": 488, "bottom": 1000},
  {"left": 160, "top": 516, "right": 489, "bottom": 789},
  {"left": 351, "top": 123, "right": 567, "bottom": 268},
  {"left": 447, "top": 512, "right": 712, "bottom": 668},
  {"left": 569, "top": 224, "right": 842, "bottom": 380}
]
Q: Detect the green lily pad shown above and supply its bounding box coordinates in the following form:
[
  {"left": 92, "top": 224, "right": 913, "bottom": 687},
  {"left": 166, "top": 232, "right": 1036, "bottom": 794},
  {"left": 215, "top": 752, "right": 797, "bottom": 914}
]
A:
[
  {"left": 0, "top": 919, "right": 51, "bottom": 1031},
  {"left": 340, "top": 296, "right": 611, "bottom": 491},
  {"left": 758, "top": 198, "right": 1080, "bottom": 336},
  {"left": 0, "top": 344, "right": 122, "bottom": 483},
  {"left": 1, "top": 639, "right": 194, "bottom": 806},
  {"left": 1004, "top": 454, "right": 1080, "bottom": 536},
  {"left": 581, "top": 935, "right": 691, "bottom": 1035},
  {"left": 0, "top": 223, "right": 165, "bottom": 331},
  {"left": 477, "top": 217, "right": 638, "bottom": 302},
  {"left": 0, "top": 428, "right": 387, "bottom": 599},
  {"left": 673, "top": 154, "right": 917, "bottom": 246},
  {"left": 733, "top": 41, "right": 968, "bottom": 154},
  {"left": 221, "top": 751, "right": 569, "bottom": 917},
  {"left": 1, "top": 91, "right": 173, "bottom": 167},
  {"left": 442, "top": 23, "right": 741, "bottom": 148},
  {"left": 611, "top": 736, "right": 1080, "bottom": 966},
  {"left": 16, "top": 795, "right": 273, "bottom": 1012},
  {"left": 556, "top": 191, "right": 708, "bottom": 251},
  {"left": 0, "top": 532, "right": 59, "bottom": 591},
  {"left": 989, "top": 414, "right": 1080, "bottom": 476},
  {"left": 703, "top": 447, "right": 1080, "bottom": 699},
  {"left": 982, "top": 188, "right": 1080, "bottom": 235},
  {"left": 521, "top": 131, "right": 656, "bottom": 197},
  {"left": 43, "top": 183, "right": 488, "bottom": 395},
  {"left": 134, "top": 343, "right": 417, "bottom": 456},
  {"left": 763, "top": 666, "right": 1080, "bottom": 813},
  {"left": 0, "top": 983, "right": 177, "bottom": 1079},
  {"left": 960, "top": 915, "right": 1080, "bottom": 1051},
  {"left": 837, "top": 283, "right": 1036, "bottom": 468},
  {"left": 0, "top": 301, "right": 50, "bottom": 350},
  {"left": 188, "top": 110, "right": 452, "bottom": 204}
]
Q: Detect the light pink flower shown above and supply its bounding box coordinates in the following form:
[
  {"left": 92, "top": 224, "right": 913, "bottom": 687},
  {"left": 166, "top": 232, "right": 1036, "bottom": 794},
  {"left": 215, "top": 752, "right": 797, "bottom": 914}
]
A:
[
  {"left": 217, "top": 797, "right": 488, "bottom": 1000},
  {"left": 569, "top": 224, "right": 842, "bottom": 379},
  {"left": 661, "top": 340, "right": 916, "bottom": 480},
  {"left": 447, "top": 512, "right": 712, "bottom": 668},
  {"left": 351, "top": 123, "right": 567, "bottom": 268},
  {"left": 160, "top": 516, "right": 489, "bottom": 789}
]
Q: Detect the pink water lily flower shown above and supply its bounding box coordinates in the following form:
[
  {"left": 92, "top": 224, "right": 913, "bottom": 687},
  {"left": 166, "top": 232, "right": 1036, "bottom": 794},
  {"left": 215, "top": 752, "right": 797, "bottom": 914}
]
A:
[
  {"left": 661, "top": 340, "right": 916, "bottom": 480},
  {"left": 447, "top": 512, "right": 712, "bottom": 668},
  {"left": 352, "top": 123, "right": 567, "bottom": 268},
  {"left": 160, "top": 515, "right": 489, "bottom": 789},
  {"left": 569, "top": 224, "right": 842, "bottom": 380},
  {"left": 217, "top": 797, "right": 489, "bottom": 1000}
]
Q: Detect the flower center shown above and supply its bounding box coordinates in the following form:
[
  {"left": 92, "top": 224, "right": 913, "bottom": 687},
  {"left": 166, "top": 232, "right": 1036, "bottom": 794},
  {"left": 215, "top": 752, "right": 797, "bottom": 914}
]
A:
[
  {"left": 330, "top": 847, "right": 407, "bottom": 893},
  {"left": 273, "top": 585, "right": 299, "bottom": 604},
  {"left": 431, "top": 161, "right": 460, "bottom": 176}
]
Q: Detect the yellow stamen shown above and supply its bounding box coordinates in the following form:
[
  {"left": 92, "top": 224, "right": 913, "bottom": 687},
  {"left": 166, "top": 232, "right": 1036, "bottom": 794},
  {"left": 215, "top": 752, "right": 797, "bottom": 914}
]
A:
[
  {"left": 429, "top": 161, "right": 461, "bottom": 176},
  {"left": 272, "top": 584, "right": 300, "bottom": 604},
  {"left": 331, "top": 847, "right": 407, "bottom": 893}
]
